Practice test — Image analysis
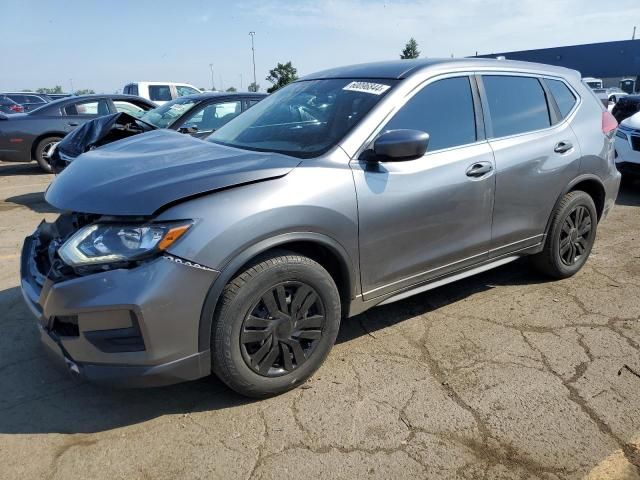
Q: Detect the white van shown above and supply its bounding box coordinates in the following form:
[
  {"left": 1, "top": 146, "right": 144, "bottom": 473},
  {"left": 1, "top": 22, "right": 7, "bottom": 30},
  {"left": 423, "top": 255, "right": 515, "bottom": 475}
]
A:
[{"left": 123, "top": 82, "right": 202, "bottom": 105}]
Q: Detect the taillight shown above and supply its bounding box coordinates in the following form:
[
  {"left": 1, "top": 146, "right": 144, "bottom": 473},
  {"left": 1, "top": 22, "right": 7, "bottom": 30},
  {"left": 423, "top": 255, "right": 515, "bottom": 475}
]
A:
[
  {"left": 602, "top": 111, "right": 618, "bottom": 135},
  {"left": 9, "top": 104, "right": 23, "bottom": 113}
]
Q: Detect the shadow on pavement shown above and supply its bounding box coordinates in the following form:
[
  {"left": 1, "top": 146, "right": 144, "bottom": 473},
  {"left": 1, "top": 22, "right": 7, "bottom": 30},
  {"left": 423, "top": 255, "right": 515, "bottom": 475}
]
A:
[
  {"left": 0, "top": 286, "right": 253, "bottom": 435},
  {"left": 4, "top": 192, "right": 59, "bottom": 214},
  {"left": 0, "top": 162, "right": 48, "bottom": 177},
  {"left": 338, "top": 257, "right": 548, "bottom": 344},
  {"left": 0, "top": 258, "right": 547, "bottom": 435},
  {"left": 616, "top": 180, "right": 640, "bottom": 207}
]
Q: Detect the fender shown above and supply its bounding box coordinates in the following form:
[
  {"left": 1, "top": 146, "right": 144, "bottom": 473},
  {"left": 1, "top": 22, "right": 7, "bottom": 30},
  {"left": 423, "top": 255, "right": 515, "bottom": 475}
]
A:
[{"left": 197, "top": 231, "right": 358, "bottom": 352}]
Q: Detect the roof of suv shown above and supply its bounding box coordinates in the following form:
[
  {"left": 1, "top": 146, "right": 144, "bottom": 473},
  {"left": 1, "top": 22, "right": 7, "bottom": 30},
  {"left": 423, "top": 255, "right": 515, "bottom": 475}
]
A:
[{"left": 301, "top": 58, "right": 580, "bottom": 81}]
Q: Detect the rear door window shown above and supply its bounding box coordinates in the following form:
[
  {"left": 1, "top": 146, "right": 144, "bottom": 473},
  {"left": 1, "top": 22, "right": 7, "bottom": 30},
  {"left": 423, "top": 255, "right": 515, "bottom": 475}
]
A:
[
  {"left": 64, "top": 99, "right": 110, "bottom": 116},
  {"left": 383, "top": 76, "right": 477, "bottom": 152},
  {"left": 482, "top": 75, "right": 551, "bottom": 138},
  {"left": 148, "top": 85, "right": 172, "bottom": 101},
  {"left": 546, "top": 79, "right": 577, "bottom": 119}
]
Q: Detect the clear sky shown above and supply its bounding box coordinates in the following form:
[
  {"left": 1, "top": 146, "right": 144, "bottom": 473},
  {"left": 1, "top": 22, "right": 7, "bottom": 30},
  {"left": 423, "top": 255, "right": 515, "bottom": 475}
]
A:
[{"left": 2, "top": 0, "right": 639, "bottom": 93}]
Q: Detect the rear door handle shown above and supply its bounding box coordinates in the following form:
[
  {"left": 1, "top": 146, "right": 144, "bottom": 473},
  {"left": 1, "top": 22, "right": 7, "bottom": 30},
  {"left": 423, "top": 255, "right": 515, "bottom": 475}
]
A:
[
  {"left": 465, "top": 161, "right": 493, "bottom": 177},
  {"left": 67, "top": 122, "right": 79, "bottom": 127},
  {"left": 554, "top": 141, "right": 573, "bottom": 154}
]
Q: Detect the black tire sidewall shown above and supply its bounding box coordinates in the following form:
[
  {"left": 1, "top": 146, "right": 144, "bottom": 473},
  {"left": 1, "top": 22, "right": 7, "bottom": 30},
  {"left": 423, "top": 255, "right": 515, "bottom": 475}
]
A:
[
  {"left": 35, "top": 136, "right": 61, "bottom": 173},
  {"left": 548, "top": 192, "right": 597, "bottom": 277},
  {"left": 212, "top": 257, "right": 341, "bottom": 397}
]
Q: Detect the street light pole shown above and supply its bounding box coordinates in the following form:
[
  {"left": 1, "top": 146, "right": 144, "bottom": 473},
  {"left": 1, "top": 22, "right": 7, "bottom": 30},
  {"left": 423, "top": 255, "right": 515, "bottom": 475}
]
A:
[
  {"left": 209, "top": 63, "right": 215, "bottom": 91},
  {"left": 249, "top": 31, "right": 256, "bottom": 90}
]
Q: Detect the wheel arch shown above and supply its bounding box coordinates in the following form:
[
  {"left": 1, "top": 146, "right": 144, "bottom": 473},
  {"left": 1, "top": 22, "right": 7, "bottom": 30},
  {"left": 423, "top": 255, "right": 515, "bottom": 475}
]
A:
[
  {"left": 544, "top": 174, "right": 606, "bottom": 239},
  {"left": 30, "top": 132, "right": 66, "bottom": 160},
  {"left": 197, "top": 232, "right": 357, "bottom": 352}
]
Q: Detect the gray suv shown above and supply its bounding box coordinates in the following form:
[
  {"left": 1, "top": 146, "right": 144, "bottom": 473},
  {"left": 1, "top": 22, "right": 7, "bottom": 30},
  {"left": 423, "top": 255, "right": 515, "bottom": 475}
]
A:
[{"left": 21, "top": 59, "right": 620, "bottom": 397}]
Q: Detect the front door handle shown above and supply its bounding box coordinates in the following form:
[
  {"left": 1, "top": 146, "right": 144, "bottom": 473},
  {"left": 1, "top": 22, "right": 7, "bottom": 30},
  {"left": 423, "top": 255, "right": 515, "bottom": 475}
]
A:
[
  {"left": 554, "top": 141, "right": 573, "bottom": 154},
  {"left": 67, "top": 122, "right": 79, "bottom": 127},
  {"left": 465, "top": 161, "right": 493, "bottom": 177}
]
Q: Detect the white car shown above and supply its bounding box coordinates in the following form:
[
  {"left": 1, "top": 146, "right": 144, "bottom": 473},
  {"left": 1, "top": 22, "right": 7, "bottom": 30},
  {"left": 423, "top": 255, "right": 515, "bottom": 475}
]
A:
[
  {"left": 615, "top": 112, "right": 640, "bottom": 180},
  {"left": 122, "top": 82, "right": 201, "bottom": 106}
]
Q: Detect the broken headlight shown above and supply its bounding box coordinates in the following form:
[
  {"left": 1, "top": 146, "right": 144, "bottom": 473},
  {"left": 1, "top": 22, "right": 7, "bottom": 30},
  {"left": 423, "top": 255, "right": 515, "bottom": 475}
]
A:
[{"left": 58, "top": 222, "right": 191, "bottom": 267}]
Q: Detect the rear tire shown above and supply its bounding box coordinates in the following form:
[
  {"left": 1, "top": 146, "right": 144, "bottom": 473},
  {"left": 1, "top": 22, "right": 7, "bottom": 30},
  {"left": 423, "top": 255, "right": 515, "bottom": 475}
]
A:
[
  {"left": 35, "top": 136, "right": 62, "bottom": 173},
  {"left": 211, "top": 251, "right": 341, "bottom": 398},
  {"left": 531, "top": 190, "right": 598, "bottom": 279}
]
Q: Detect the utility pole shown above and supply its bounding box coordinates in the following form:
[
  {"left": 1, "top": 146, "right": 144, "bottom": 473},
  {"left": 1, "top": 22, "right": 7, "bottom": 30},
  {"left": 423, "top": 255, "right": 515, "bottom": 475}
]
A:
[
  {"left": 240, "top": 73, "right": 243, "bottom": 91},
  {"left": 633, "top": 26, "right": 637, "bottom": 40},
  {"left": 249, "top": 31, "right": 257, "bottom": 88},
  {"left": 209, "top": 63, "right": 215, "bottom": 91}
]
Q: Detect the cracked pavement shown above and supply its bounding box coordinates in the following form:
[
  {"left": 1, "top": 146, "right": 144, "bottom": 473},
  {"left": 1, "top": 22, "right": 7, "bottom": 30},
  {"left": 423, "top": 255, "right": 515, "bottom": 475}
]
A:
[{"left": 1, "top": 162, "right": 640, "bottom": 479}]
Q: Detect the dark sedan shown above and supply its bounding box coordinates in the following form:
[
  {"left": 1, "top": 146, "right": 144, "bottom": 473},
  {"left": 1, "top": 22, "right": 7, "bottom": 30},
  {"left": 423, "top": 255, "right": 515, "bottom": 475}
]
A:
[
  {"left": 0, "top": 95, "right": 24, "bottom": 114},
  {"left": 0, "top": 94, "right": 156, "bottom": 172},
  {"left": 1, "top": 92, "right": 52, "bottom": 112},
  {"left": 50, "top": 92, "right": 267, "bottom": 171},
  {"left": 612, "top": 95, "right": 640, "bottom": 124}
]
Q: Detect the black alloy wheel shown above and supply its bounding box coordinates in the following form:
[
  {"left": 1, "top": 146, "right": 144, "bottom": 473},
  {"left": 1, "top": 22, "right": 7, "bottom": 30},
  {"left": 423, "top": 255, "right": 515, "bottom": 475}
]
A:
[{"left": 558, "top": 205, "right": 592, "bottom": 266}]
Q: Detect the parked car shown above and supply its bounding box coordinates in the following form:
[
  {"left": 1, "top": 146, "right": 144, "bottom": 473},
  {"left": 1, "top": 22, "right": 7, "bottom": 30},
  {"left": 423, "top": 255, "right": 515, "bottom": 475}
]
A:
[
  {"left": 22, "top": 58, "right": 620, "bottom": 397},
  {"left": 612, "top": 95, "right": 640, "bottom": 124},
  {"left": 46, "top": 93, "right": 73, "bottom": 100},
  {"left": 49, "top": 92, "right": 267, "bottom": 171},
  {"left": 604, "top": 88, "right": 628, "bottom": 104},
  {"left": 1, "top": 92, "right": 51, "bottom": 112},
  {"left": 614, "top": 112, "right": 640, "bottom": 180},
  {"left": 583, "top": 77, "right": 603, "bottom": 89},
  {"left": 0, "top": 95, "right": 24, "bottom": 114},
  {"left": 123, "top": 82, "right": 202, "bottom": 105},
  {"left": 0, "top": 94, "right": 155, "bottom": 172}
]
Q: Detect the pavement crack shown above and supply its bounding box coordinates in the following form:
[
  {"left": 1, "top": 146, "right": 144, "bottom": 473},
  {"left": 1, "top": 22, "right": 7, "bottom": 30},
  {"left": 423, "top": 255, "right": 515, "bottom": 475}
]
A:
[{"left": 618, "top": 364, "right": 640, "bottom": 380}]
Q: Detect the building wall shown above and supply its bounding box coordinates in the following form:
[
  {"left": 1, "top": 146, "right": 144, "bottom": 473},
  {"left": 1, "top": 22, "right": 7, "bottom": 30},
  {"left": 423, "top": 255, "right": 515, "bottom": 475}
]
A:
[{"left": 476, "top": 40, "right": 640, "bottom": 78}]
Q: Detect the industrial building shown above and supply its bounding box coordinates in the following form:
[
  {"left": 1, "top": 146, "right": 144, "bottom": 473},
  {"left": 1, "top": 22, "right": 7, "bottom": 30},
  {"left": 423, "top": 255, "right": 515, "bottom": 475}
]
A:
[{"left": 477, "top": 39, "right": 640, "bottom": 93}]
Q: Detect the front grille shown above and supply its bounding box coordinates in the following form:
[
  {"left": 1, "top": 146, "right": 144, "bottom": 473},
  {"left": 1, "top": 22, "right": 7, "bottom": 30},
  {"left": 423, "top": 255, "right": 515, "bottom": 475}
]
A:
[{"left": 631, "top": 135, "right": 640, "bottom": 152}]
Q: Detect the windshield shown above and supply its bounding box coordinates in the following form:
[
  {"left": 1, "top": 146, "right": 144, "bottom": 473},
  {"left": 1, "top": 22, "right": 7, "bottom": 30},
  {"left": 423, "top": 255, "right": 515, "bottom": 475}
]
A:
[
  {"left": 139, "top": 97, "right": 199, "bottom": 128},
  {"left": 208, "top": 78, "right": 396, "bottom": 158}
]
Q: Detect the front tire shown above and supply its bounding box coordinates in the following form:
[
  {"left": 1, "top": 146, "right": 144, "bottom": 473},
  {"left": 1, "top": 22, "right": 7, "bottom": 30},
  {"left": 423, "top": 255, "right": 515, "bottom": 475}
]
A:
[
  {"left": 35, "top": 136, "right": 62, "bottom": 173},
  {"left": 531, "top": 191, "right": 598, "bottom": 279},
  {"left": 211, "top": 251, "right": 341, "bottom": 398}
]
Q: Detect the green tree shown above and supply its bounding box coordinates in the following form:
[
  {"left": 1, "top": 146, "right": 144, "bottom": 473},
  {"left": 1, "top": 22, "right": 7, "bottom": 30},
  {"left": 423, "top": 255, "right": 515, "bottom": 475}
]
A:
[
  {"left": 226, "top": 86, "right": 237, "bottom": 92},
  {"left": 248, "top": 82, "right": 260, "bottom": 92},
  {"left": 36, "top": 85, "right": 64, "bottom": 94},
  {"left": 266, "top": 61, "right": 298, "bottom": 93},
  {"left": 74, "top": 89, "right": 95, "bottom": 95},
  {"left": 400, "top": 38, "right": 420, "bottom": 59}
]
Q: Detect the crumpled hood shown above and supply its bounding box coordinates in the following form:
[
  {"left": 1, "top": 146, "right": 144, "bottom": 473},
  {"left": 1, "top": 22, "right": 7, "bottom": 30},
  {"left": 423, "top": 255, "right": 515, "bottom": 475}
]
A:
[{"left": 45, "top": 129, "right": 300, "bottom": 215}]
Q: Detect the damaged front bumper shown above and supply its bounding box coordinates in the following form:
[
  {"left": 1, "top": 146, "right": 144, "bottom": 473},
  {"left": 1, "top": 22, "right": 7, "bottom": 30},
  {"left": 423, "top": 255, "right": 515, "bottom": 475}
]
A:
[{"left": 20, "top": 218, "right": 218, "bottom": 387}]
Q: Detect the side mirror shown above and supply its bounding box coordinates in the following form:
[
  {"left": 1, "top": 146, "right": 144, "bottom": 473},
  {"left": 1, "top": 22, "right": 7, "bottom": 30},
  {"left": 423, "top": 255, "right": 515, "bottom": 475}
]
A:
[
  {"left": 178, "top": 124, "right": 199, "bottom": 134},
  {"left": 372, "top": 129, "right": 429, "bottom": 161}
]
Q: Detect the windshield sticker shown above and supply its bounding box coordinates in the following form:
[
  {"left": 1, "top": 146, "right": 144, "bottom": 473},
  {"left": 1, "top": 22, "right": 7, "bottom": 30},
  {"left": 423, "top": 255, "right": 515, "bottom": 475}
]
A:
[{"left": 343, "top": 81, "right": 390, "bottom": 95}]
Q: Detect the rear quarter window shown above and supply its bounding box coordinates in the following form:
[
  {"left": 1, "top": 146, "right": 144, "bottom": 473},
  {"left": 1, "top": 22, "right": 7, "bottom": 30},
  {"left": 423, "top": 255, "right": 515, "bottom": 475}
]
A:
[{"left": 546, "top": 79, "right": 577, "bottom": 119}]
